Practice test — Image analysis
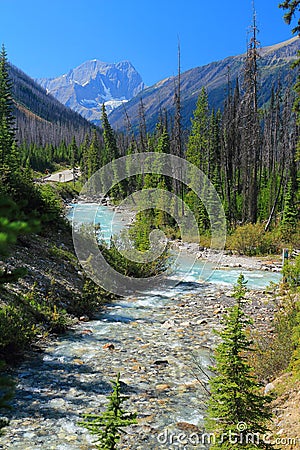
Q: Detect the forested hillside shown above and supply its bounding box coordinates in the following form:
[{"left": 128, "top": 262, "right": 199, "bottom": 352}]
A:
[
  {"left": 90, "top": 30, "right": 299, "bottom": 246},
  {"left": 8, "top": 63, "right": 97, "bottom": 146},
  {"left": 109, "top": 36, "right": 300, "bottom": 132}
]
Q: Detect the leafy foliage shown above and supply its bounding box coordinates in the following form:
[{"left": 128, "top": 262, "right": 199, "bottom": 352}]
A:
[
  {"left": 0, "top": 304, "right": 37, "bottom": 354},
  {"left": 0, "top": 360, "right": 15, "bottom": 436},
  {"left": 283, "top": 254, "right": 300, "bottom": 287},
  {"left": 227, "top": 223, "right": 281, "bottom": 256},
  {"left": 0, "top": 195, "right": 33, "bottom": 284},
  {"left": 279, "top": 1, "right": 300, "bottom": 35},
  {"left": 251, "top": 293, "right": 299, "bottom": 381},
  {"left": 291, "top": 305, "right": 300, "bottom": 374}
]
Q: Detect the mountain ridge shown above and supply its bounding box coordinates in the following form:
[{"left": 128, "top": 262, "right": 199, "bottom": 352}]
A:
[
  {"left": 9, "top": 63, "right": 97, "bottom": 146},
  {"left": 38, "top": 59, "right": 145, "bottom": 123},
  {"left": 108, "top": 36, "right": 300, "bottom": 132}
]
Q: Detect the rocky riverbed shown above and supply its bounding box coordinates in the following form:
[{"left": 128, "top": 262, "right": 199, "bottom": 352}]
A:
[
  {"left": 173, "top": 240, "right": 282, "bottom": 272},
  {"left": 0, "top": 202, "right": 284, "bottom": 449},
  {"left": 0, "top": 281, "right": 277, "bottom": 450}
]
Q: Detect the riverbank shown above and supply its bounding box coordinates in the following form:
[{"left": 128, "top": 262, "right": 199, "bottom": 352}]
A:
[
  {"left": 0, "top": 219, "right": 115, "bottom": 364},
  {"left": 0, "top": 201, "right": 290, "bottom": 449},
  {"left": 173, "top": 240, "right": 282, "bottom": 272},
  {"left": 0, "top": 280, "right": 279, "bottom": 449},
  {"left": 68, "top": 199, "right": 283, "bottom": 274}
]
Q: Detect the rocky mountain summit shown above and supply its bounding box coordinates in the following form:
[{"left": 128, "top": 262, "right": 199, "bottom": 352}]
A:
[
  {"left": 38, "top": 60, "right": 145, "bottom": 124},
  {"left": 35, "top": 37, "right": 300, "bottom": 132}
]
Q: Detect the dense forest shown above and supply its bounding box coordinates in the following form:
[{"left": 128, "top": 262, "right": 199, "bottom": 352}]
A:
[
  {"left": 17, "top": 32, "right": 298, "bottom": 253},
  {"left": 71, "top": 19, "right": 300, "bottom": 254}
]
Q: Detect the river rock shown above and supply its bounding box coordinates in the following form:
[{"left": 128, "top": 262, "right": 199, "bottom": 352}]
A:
[
  {"left": 103, "top": 343, "right": 115, "bottom": 350},
  {"left": 176, "top": 422, "right": 200, "bottom": 432},
  {"left": 155, "top": 384, "right": 171, "bottom": 391},
  {"left": 1, "top": 278, "right": 278, "bottom": 449},
  {"left": 264, "top": 382, "right": 275, "bottom": 394},
  {"left": 161, "top": 319, "right": 176, "bottom": 329}
]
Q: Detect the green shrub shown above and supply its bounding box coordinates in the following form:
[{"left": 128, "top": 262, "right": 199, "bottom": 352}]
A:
[
  {"left": 79, "top": 222, "right": 172, "bottom": 280},
  {"left": 282, "top": 254, "right": 300, "bottom": 288},
  {"left": 70, "top": 279, "right": 113, "bottom": 318},
  {"left": 0, "top": 305, "right": 36, "bottom": 355},
  {"left": 37, "top": 184, "right": 63, "bottom": 224},
  {"left": 0, "top": 195, "right": 37, "bottom": 285},
  {"left": 49, "top": 305, "right": 70, "bottom": 334},
  {"left": 22, "top": 285, "right": 70, "bottom": 334},
  {"left": 251, "top": 294, "right": 299, "bottom": 381},
  {"left": 49, "top": 244, "right": 78, "bottom": 267},
  {"left": 101, "top": 234, "right": 172, "bottom": 279},
  {"left": 228, "top": 223, "right": 281, "bottom": 255}
]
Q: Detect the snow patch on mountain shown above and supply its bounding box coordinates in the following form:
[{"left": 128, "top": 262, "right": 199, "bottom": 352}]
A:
[{"left": 37, "top": 59, "right": 145, "bottom": 124}]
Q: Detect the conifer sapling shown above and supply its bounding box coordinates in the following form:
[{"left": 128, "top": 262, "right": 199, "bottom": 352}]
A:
[
  {"left": 205, "top": 274, "right": 275, "bottom": 449},
  {"left": 79, "top": 372, "right": 137, "bottom": 450}
]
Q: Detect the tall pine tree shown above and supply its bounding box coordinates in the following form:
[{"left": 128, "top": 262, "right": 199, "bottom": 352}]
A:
[
  {"left": 0, "top": 45, "right": 15, "bottom": 168},
  {"left": 240, "top": 11, "right": 261, "bottom": 223},
  {"left": 206, "top": 274, "right": 275, "bottom": 449}
]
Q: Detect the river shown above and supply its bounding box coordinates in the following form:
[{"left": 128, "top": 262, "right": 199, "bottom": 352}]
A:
[{"left": 0, "top": 204, "right": 281, "bottom": 450}]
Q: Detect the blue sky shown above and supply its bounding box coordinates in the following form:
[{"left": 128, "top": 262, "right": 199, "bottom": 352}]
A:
[{"left": 0, "top": 0, "right": 296, "bottom": 86}]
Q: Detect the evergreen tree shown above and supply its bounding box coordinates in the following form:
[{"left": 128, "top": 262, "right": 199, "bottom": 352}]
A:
[
  {"left": 88, "top": 130, "right": 101, "bottom": 178},
  {"left": 80, "top": 134, "right": 91, "bottom": 182},
  {"left": 221, "top": 79, "right": 241, "bottom": 224},
  {"left": 185, "top": 88, "right": 211, "bottom": 232},
  {"left": 186, "top": 87, "right": 209, "bottom": 171},
  {"left": 205, "top": 274, "right": 275, "bottom": 449},
  {"left": 281, "top": 180, "right": 298, "bottom": 234},
  {"left": 101, "top": 104, "right": 125, "bottom": 200},
  {"left": 0, "top": 46, "right": 34, "bottom": 205},
  {"left": 68, "top": 136, "right": 78, "bottom": 171},
  {"left": 137, "top": 98, "right": 148, "bottom": 153},
  {"left": 0, "top": 45, "right": 16, "bottom": 168},
  {"left": 79, "top": 373, "right": 137, "bottom": 450},
  {"left": 101, "top": 103, "right": 119, "bottom": 164},
  {"left": 279, "top": 1, "right": 300, "bottom": 155},
  {"left": 279, "top": 1, "right": 300, "bottom": 35}
]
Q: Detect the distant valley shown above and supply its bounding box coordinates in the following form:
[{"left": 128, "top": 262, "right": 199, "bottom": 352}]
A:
[{"left": 10, "top": 36, "right": 300, "bottom": 142}]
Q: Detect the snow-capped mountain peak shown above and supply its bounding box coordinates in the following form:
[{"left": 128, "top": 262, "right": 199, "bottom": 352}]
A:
[{"left": 37, "top": 59, "right": 145, "bottom": 124}]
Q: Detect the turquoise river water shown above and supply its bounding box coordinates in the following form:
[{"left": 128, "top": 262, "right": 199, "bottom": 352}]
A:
[{"left": 0, "top": 203, "right": 281, "bottom": 450}]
